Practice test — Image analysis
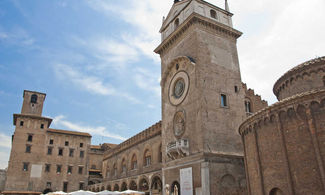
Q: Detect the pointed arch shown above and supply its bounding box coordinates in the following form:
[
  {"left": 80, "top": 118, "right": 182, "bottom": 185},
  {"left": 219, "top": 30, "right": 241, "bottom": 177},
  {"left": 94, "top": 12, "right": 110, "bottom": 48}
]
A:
[
  {"left": 143, "top": 149, "right": 152, "bottom": 167},
  {"left": 131, "top": 153, "right": 137, "bottom": 170}
]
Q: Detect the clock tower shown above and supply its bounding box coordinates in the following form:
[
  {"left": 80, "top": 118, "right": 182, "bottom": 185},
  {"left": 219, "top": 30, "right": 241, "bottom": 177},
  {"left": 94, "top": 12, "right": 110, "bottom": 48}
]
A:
[{"left": 155, "top": 0, "right": 247, "bottom": 194}]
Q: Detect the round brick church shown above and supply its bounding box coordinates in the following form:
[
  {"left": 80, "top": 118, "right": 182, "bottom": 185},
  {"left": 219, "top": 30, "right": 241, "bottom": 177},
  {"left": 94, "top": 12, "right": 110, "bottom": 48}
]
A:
[{"left": 239, "top": 57, "right": 325, "bottom": 195}]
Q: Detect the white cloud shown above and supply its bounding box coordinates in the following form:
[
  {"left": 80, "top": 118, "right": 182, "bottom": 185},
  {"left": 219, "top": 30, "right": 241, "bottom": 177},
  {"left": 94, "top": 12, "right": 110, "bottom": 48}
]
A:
[
  {"left": 134, "top": 67, "right": 161, "bottom": 97},
  {"left": 87, "top": 0, "right": 325, "bottom": 105},
  {"left": 0, "top": 151, "right": 9, "bottom": 169},
  {"left": 0, "top": 133, "right": 12, "bottom": 169},
  {"left": 53, "top": 63, "right": 141, "bottom": 104},
  {"left": 86, "top": 0, "right": 171, "bottom": 62},
  {"left": 94, "top": 39, "right": 139, "bottom": 65},
  {"left": 52, "top": 115, "right": 127, "bottom": 141},
  {"left": 0, "top": 133, "right": 11, "bottom": 148},
  {"left": 234, "top": 0, "right": 325, "bottom": 104}
]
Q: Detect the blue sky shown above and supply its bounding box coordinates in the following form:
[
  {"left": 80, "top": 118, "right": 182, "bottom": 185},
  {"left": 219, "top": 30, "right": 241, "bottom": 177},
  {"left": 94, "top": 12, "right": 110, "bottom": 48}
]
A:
[{"left": 0, "top": 0, "right": 324, "bottom": 168}]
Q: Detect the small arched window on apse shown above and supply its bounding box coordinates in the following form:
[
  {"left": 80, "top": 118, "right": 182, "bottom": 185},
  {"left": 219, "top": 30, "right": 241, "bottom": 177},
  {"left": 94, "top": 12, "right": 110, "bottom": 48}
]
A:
[
  {"left": 131, "top": 154, "right": 137, "bottom": 170},
  {"left": 144, "top": 149, "right": 151, "bottom": 167},
  {"left": 121, "top": 158, "right": 127, "bottom": 173},
  {"left": 269, "top": 188, "right": 284, "bottom": 195},
  {"left": 31, "top": 94, "right": 38, "bottom": 103},
  {"left": 210, "top": 9, "right": 217, "bottom": 19},
  {"left": 174, "top": 18, "right": 180, "bottom": 29}
]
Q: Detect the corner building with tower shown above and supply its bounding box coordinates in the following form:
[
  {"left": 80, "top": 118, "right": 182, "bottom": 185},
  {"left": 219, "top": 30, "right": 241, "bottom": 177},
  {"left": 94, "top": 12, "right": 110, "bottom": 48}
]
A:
[{"left": 88, "top": 0, "right": 267, "bottom": 195}]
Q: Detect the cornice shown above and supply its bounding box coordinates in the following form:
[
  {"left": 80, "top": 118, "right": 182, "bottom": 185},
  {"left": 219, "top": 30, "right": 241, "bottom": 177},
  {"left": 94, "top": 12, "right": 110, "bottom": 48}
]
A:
[
  {"left": 154, "top": 13, "right": 242, "bottom": 55},
  {"left": 239, "top": 89, "right": 325, "bottom": 135},
  {"left": 273, "top": 56, "right": 325, "bottom": 98},
  {"left": 13, "top": 113, "right": 52, "bottom": 127}
]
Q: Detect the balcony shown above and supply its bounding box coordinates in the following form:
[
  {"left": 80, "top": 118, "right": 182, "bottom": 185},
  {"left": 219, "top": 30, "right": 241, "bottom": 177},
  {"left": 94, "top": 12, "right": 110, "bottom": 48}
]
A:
[{"left": 166, "top": 139, "right": 189, "bottom": 160}]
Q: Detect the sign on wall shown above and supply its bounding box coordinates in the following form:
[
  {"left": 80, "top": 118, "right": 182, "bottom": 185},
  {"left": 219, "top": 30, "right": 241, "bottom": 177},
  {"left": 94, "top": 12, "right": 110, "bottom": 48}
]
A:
[
  {"left": 180, "top": 167, "right": 193, "bottom": 195},
  {"left": 30, "top": 164, "right": 42, "bottom": 178}
]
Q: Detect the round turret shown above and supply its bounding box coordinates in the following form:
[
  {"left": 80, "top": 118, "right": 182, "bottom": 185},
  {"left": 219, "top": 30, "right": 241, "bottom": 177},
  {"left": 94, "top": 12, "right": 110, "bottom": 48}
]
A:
[{"left": 273, "top": 56, "right": 325, "bottom": 101}]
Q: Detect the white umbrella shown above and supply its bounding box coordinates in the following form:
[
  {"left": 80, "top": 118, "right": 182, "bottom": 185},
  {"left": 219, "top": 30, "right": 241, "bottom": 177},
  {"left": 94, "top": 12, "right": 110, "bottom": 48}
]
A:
[
  {"left": 120, "top": 190, "right": 145, "bottom": 195},
  {"left": 48, "top": 191, "right": 68, "bottom": 195},
  {"left": 69, "top": 190, "right": 96, "bottom": 195},
  {"left": 96, "top": 190, "right": 121, "bottom": 195}
]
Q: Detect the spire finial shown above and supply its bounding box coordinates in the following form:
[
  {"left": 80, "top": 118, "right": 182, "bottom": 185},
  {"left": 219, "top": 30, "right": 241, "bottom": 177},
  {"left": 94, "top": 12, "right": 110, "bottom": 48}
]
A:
[{"left": 225, "top": 0, "right": 230, "bottom": 12}]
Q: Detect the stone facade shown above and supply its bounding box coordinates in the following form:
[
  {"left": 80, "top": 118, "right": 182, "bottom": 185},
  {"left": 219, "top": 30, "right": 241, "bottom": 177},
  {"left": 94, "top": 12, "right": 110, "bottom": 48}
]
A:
[
  {"left": 156, "top": 1, "right": 251, "bottom": 194},
  {"left": 91, "top": 122, "right": 162, "bottom": 194},
  {"left": 239, "top": 57, "right": 325, "bottom": 195},
  {"left": 5, "top": 90, "right": 91, "bottom": 193}
]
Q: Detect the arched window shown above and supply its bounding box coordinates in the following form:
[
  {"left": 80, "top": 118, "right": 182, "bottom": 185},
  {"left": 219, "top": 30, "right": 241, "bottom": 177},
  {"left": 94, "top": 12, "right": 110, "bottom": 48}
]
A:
[
  {"left": 131, "top": 154, "right": 137, "bottom": 170},
  {"left": 144, "top": 149, "right": 151, "bottom": 167},
  {"left": 269, "top": 188, "right": 284, "bottom": 195},
  {"left": 174, "top": 18, "right": 179, "bottom": 29},
  {"left": 31, "top": 94, "right": 38, "bottom": 103},
  {"left": 113, "top": 163, "right": 117, "bottom": 177},
  {"left": 121, "top": 158, "right": 126, "bottom": 173},
  {"left": 210, "top": 9, "right": 217, "bottom": 19},
  {"left": 158, "top": 144, "right": 162, "bottom": 163}
]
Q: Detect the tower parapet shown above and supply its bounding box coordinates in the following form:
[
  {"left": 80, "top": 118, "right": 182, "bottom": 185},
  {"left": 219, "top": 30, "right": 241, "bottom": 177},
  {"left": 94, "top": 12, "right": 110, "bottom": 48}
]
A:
[{"left": 158, "top": 0, "right": 236, "bottom": 42}]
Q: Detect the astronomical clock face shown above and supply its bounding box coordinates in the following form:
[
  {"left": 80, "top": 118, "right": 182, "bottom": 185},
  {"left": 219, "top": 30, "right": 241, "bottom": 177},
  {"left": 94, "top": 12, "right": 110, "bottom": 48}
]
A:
[
  {"left": 173, "top": 110, "right": 185, "bottom": 138},
  {"left": 168, "top": 71, "right": 189, "bottom": 106}
]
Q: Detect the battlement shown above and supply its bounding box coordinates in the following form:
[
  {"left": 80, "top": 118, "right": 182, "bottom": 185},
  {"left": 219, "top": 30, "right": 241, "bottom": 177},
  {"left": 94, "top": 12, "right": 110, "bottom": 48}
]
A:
[
  {"left": 242, "top": 83, "right": 268, "bottom": 114},
  {"left": 104, "top": 121, "right": 162, "bottom": 159}
]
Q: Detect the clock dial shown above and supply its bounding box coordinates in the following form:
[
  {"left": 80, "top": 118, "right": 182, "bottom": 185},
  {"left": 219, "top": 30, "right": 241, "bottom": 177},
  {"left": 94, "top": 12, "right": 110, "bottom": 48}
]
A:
[
  {"left": 168, "top": 71, "right": 189, "bottom": 106},
  {"left": 173, "top": 79, "right": 185, "bottom": 99}
]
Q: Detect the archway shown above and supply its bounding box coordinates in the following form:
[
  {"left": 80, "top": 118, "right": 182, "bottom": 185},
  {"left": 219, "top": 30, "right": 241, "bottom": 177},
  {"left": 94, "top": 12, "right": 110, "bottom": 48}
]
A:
[
  {"left": 114, "top": 184, "right": 119, "bottom": 191},
  {"left": 151, "top": 176, "right": 162, "bottom": 195},
  {"left": 129, "top": 180, "right": 137, "bottom": 191},
  {"left": 106, "top": 185, "right": 111, "bottom": 191},
  {"left": 43, "top": 189, "right": 52, "bottom": 194},
  {"left": 269, "top": 188, "right": 284, "bottom": 195},
  {"left": 171, "top": 181, "right": 180, "bottom": 195},
  {"left": 139, "top": 178, "right": 149, "bottom": 192},
  {"left": 121, "top": 182, "right": 128, "bottom": 191}
]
